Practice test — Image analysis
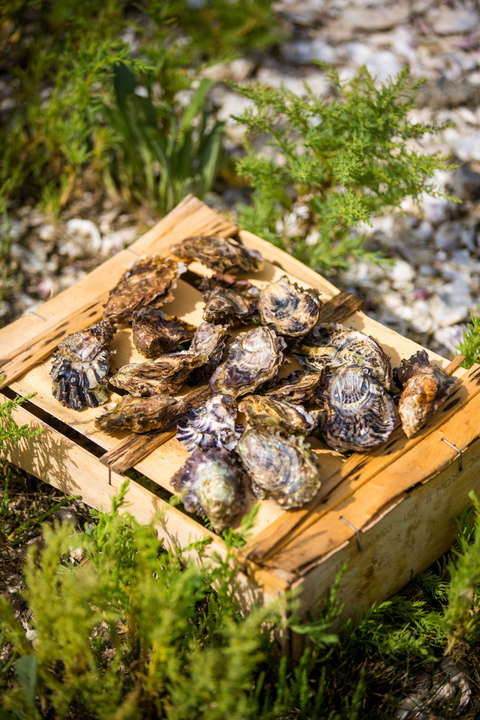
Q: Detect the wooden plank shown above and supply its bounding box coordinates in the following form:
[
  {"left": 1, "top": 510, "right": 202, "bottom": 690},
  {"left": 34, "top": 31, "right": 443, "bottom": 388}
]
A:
[{"left": 240, "top": 361, "right": 480, "bottom": 567}]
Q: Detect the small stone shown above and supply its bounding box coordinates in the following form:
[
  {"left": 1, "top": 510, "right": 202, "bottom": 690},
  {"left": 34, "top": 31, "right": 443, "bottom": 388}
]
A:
[
  {"left": 428, "top": 7, "right": 479, "bottom": 35},
  {"left": 343, "top": 4, "right": 411, "bottom": 32},
  {"left": 65, "top": 218, "right": 102, "bottom": 256}
]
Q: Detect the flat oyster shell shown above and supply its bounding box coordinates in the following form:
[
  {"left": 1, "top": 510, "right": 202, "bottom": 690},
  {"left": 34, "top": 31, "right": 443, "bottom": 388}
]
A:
[
  {"left": 236, "top": 428, "right": 321, "bottom": 508},
  {"left": 132, "top": 308, "right": 196, "bottom": 358},
  {"left": 295, "top": 323, "right": 392, "bottom": 390},
  {"left": 317, "top": 365, "right": 396, "bottom": 452},
  {"left": 210, "top": 326, "right": 287, "bottom": 399},
  {"left": 177, "top": 394, "right": 243, "bottom": 452},
  {"left": 170, "top": 448, "right": 245, "bottom": 532},
  {"left": 185, "top": 321, "right": 229, "bottom": 385},
  {"left": 50, "top": 320, "right": 115, "bottom": 410},
  {"left": 259, "top": 275, "right": 321, "bottom": 337},
  {"left": 395, "top": 350, "right": 456, "bottom": 438},
  {"left": 239, "top": 395, "right": 315, "bottom": 436},
  {"left": 103, "top": 256, "right": 185, "bottom": 324},
  {"left": 170, "top": 234, "right": 263, "bottom": 274},
  {"left": 263, "top": 370, "right": 324, "bottom": 405},
  {"left": 200, "top": 273, "right": 260, "bottom": 326}
]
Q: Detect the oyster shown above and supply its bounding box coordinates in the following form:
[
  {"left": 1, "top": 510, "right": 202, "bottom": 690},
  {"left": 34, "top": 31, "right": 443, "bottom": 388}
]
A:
[
  {"left": 170, "top": 234, "right": 263, "bottom": 274},
  {"left": 236, "top": 428, "right": 321, "bottom": 508},
  {"left": 200, "top": 273, "right": 260, "bottom": 326},
  {"left": 295, "top": 323, "right": 393, "bottom": 390},
  {"left": 95, "top": 386, "right": 212, "bottom": 434},
  {"left": 185, "top": 321, "right": 229, "bottom": 385},
  {"left": 50, "top": 320, "right": 115, "bottom": 410},
  {"left": 263, "top": 370, "right": 324, "bottom": 405},
  {"left": 395, "top": 350, "right": 456, "bottom": 438},
  {"left": 238, "top": 395, "right": 315, "bottom": 436},
  {"left": 210, "top": 326, "right": 287, "bottom": 399},
  {"left": 103, "top": 256, "right": 185, "bottom": 324},
  {"left": 177, "top": 394, "right": 243, "bottom": 452},
  {"left": 259, "top": 275, "right": 321, "bottom": 337},
  {"left": 316, "top": 365, "right": 396, "bottom": 452},
  {"left": 170, "top": 448, "right": 245, "bottom": 532},
  {"left": 132, "top": 308, "right": 196, "bottom": 358}
]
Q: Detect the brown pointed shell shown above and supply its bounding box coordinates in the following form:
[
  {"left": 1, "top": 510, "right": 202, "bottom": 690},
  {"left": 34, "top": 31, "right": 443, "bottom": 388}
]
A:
[
  {"left": 238, "top": 395, "right": 315, "bottom": 436},
  {"left": 210, "top": 326, "right": 287, "bottom": 399},
  {"left": 200, "top": 273, "right": 260, "bottom": 326},
  {"left": 176, "top": 394, "right": 243, "bottom": 452},
  {"left": 170, "top": 448, "right": 245, "bottom": 532},
  {"left": 395, "top": 350, "right": 456, "bottom": 438},
  {"left": 295, "top": 323, "right": 393, "bottom": 390},
  {"left": 170, "top": 235, "right": 263, "bottom": 274},
  {"left": 317, "top": 365, "right": 396, "bottom": 452},
  {"left": 50, "top": 320, "right": 115, "bottom": 410},
  {"left": 103, "top": 256, "right": 185, "bottom": 324},
  {"left": 259, "top": 275, "right": 321, "bottom": 337},
  {"left": 236, "top": 428, "right": 321, "bottom": 508},
  {"left": 132, "top": 308, "right": 196, "bottom": 358}
]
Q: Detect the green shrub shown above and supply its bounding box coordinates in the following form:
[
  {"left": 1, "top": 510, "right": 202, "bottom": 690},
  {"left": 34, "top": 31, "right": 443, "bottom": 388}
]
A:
[{"left": 456, "top": 305, "right": 480, "bottom": 368}]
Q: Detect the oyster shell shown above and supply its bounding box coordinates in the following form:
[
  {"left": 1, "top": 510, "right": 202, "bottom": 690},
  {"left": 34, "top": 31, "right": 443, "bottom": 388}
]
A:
[
  {"left": 236, "top": 428, "right": 321, "bottom": 508},
  {"left": 170, "top": 234, "right": 263, "bottom": 274},
  {"left": 395, "top": 350, "right": 456, "bottom": 438},
  {"left": 259, "top": 275, "right": 321, "bottom": 337},
  {"left": 132, "top": 308, "right": 196, "bottom": 358},
  {"left": 295, "top": 323, "right": 393, "bottom": 390},
  {"left": 210, "top": 326, "right": 287, "bottom": 399},
  {"left": 170, "top": 447, "right": 245, "bottom": 532},
  {"left": 263, "top": 370, "right": 324, "bottom": 405},
  {"left": 177, "top": 394, "right": 243, "bottom": 452},
  {"left": 50, "top": 320, "right": 115, "bottom": 410},
  {"left": 316, "top": 365, "right": 396, "bottom": 452},
  {"left": 200, "top": 273, "right": 260, "bottom": 326},
  {"left": 103, "top": 256, "right": 184, "bottom": 324},
  {"left": 238, "top": 395, "right": 315, "bottom": 436},
  {"left": 185, "top": 321, "right": 229, "bottom": 385}
]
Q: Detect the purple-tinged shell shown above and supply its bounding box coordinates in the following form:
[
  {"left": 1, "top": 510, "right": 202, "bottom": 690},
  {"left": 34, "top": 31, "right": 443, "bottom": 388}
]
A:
[
  {"left": 259, "top": 275, "right": 321, "bottom": 338},
  {"left": 177, "top": 394, "right": 243, "bottom": 452},
  {"left": 170, "top": 448, "right": 245, "bottom": 532},
  {"left": 395, "top": 350, "right": 456, "bottom": 438},
  {"left": 50, "top": 320, "right": 115, "bottom": 410},
  {"left": 210, "top": 326, "right": 287, "bottom": 399}
]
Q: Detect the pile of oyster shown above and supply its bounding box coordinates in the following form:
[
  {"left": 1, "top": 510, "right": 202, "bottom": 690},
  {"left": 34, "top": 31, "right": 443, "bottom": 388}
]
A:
[{"left": 49, "top": 234, "right": 457, "bottom": 532}]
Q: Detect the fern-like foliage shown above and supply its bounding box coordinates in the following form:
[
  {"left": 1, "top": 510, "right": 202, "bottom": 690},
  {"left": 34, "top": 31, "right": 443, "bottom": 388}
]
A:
[
  {"left": 231, "top": 65, "right": 457, "bottom": 274},
  {"left": 456, "top": 304, "right": 480, "bottom": 368}
]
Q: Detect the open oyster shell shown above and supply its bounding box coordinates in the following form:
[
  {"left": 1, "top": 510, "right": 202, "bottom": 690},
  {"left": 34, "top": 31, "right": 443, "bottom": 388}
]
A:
[
  {"left": 176, "top": 394, "right": 243, "bottom": 452},
  {"left": 317, "top": 365, "right": 396, "bottom": 452},
  {"left": 210, "top": 326, "right": 287, "bottom": 399},
  {"left": 259, "top": 275, "right": 321, "bottom": 337},
  {"left": 132, "top": 308, "right": 196, "bottom": 358},
  {"left": 263, "top": 370, "right": 324, "bottom": 405},
  {"left": 239, "top": 394, "right": 315, "bottom": 436},
  {"left": 200, "top": 273, "right": 260, "bottom": 326},
  {"left": 395, "top": 350, "right": 456, "bottom": 438},
  {"left": 50, "top": 320, "right": 115, "bottom": 410},
  {"left": 295, "top": 323, "right": 393, "bottom": 390},
  {"left": 103, "top": 256, "right": 185, "bottom": 325},
  {"left": 170, "top": 447, "right": 245, "bottom": 532},
  {"left": 170, "top": 234, "right": 263, "bottom": 274},
  {"left": 236, "top": 428, "right": 321, "bottom": 508}
]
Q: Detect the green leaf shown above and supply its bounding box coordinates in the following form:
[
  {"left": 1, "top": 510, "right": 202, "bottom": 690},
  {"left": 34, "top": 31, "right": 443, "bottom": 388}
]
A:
[
  {"left": 15, "top": 655, "right": 38, "bottom": 709},
  {"left": 114, "top": 62, "right": 137, "bottom": 115}
]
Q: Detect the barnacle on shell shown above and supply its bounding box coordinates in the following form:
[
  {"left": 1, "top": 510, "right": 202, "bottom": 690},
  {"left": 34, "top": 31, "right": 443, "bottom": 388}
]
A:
[{"left": 50, "top": 320, "right": 115, "bottom": 410}]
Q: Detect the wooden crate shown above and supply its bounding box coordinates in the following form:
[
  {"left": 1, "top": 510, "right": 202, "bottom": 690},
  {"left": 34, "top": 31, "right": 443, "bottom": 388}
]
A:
[{"left": 2, "top": 196, "right": 480, "bottom": 650}]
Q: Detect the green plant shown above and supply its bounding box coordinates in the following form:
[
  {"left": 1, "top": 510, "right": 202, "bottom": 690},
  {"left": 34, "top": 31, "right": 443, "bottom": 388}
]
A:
[
  {"left": 0, "top": 388, "right": 43, "bottom": 453},
  {"left": 96, "top": 63, "right": 226, "bottom": 213},
  {"left": 231, "top": 65, "right": 456, "bottom": 275},
  {"left": 456, "top": 304, "right": 480, "bottom": 369}
]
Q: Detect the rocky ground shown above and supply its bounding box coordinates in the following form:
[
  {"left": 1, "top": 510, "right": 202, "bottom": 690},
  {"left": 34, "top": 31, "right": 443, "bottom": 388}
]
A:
[{"left": 2, "top": 1, "right": 480, "bottom": 716}]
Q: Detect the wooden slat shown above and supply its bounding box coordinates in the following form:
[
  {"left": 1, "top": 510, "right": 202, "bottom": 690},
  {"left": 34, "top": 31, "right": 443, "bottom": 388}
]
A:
[{"left": 240, "top": 360, "right": 480, "bottom": 567}]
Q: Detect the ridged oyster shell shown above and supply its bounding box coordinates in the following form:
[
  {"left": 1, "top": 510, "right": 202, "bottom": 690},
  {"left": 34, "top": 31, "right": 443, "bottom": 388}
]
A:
[
  {"left": 236, "top": 428, "right": 321, "bottom": 508},
  {"left": 210, "top": 326, "right": 287, "bottom": 399},
  {"left": 263, "top": 370, "right": 324, "bottom": 405},
  {"left": 259, "top": 275, "right": 321, "bottom": 337},
  {"left": 200, "top": 273, "right": 260, "bottom": 326},
  {"left": 317, "top": 365, "right": 396, "bottom": 452},
  {"left": 176, "top": 394, "right": 243, "bottom": 452},
  {"left": 170, "top": 447, "right": 245, "bottom": 532},
  {"left": 295, "top": 323, "right": 392, "bottom": 390},
  {"left": 132, "top": 308, "right": 196, "bottom": 358},
  {"left": 50, "top": 320, "right": 115, "bottom": 410},
  {"left": 103, "top": 256, "right": 185, "bottom": 324},
  {"left": 239, "top": 394, "right": 315, "bottom": 436},
  {"left": 170, "top": 235, "right": 263, "bottom": 274},
  {"left": 395, "top": 350, "right": 456, "bottom": 438}
]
